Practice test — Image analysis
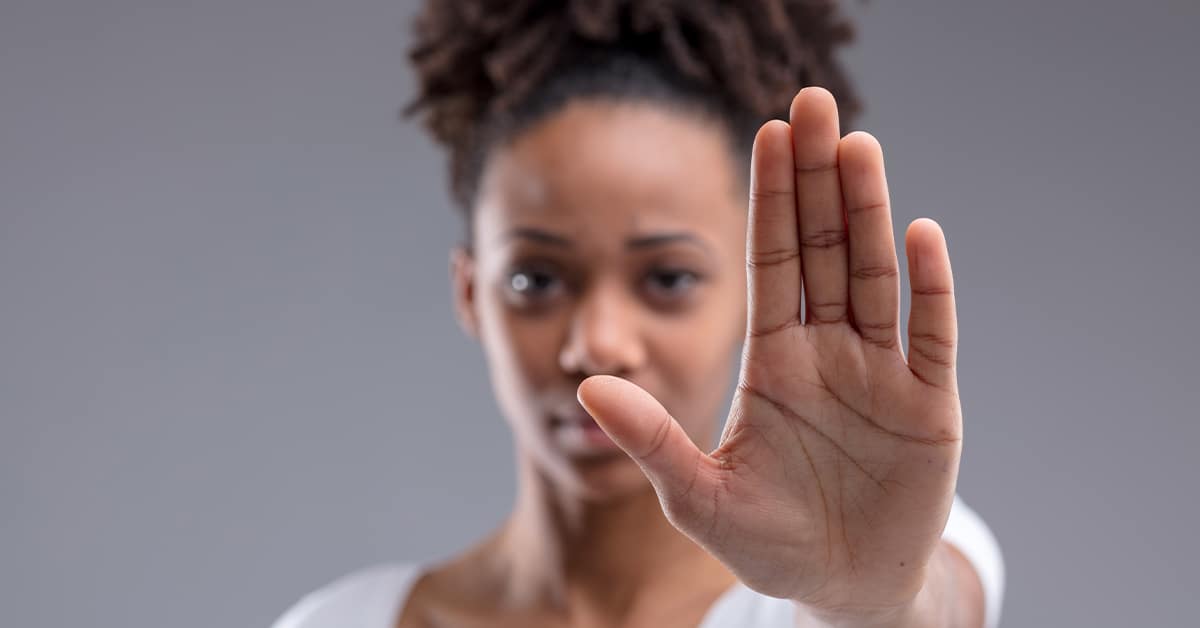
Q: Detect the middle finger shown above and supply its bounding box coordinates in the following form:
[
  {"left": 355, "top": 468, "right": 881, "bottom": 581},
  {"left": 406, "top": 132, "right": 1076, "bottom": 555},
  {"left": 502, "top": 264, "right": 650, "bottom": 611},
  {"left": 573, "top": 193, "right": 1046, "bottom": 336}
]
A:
[{"left": 790, "top": 87, "right": 849, "bottom": 326}]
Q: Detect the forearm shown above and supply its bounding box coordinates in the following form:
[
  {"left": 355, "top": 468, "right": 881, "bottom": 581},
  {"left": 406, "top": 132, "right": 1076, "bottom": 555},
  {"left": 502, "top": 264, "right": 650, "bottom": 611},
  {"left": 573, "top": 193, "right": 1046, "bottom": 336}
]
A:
[{"left": 794, "top": 540, "right": 985, "bottom": 628}]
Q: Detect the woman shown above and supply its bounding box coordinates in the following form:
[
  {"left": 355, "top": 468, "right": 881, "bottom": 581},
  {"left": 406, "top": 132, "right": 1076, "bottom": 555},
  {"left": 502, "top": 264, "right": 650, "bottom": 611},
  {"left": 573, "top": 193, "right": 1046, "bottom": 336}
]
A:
[{"left": 274, "top": 1, "right": 1004, "bottom": 626}]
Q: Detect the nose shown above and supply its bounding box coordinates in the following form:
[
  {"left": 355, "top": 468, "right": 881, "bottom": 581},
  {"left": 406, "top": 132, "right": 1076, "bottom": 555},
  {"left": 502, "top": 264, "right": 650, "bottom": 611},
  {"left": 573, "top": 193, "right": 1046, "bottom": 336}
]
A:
[{"left": 558, "top": 280, "right": 646, "bottom": 378}]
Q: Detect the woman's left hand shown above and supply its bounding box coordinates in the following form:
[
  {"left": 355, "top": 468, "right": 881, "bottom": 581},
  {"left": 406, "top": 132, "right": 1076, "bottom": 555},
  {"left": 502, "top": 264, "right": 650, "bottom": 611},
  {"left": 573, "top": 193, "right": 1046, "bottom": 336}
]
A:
[{"left": 578, "top": 86, "right": 962, "bottom": 623}]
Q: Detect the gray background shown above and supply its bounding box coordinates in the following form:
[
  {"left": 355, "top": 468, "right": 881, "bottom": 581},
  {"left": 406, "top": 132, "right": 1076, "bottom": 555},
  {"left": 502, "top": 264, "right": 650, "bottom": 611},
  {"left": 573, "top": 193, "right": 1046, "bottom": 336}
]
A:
[{"left": 2, "top": 1, "right": 1197, "bottom": 626}]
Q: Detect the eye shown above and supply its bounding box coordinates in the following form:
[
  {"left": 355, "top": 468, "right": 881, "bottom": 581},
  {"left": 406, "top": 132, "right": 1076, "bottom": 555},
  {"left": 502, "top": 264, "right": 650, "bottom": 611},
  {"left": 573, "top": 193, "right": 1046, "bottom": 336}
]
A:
[
  {"left": 505, "top": 264, "right": 565, "bottom": 303},
  {"left": 644, "top": 268, "right": 701, "bottom": 301}
]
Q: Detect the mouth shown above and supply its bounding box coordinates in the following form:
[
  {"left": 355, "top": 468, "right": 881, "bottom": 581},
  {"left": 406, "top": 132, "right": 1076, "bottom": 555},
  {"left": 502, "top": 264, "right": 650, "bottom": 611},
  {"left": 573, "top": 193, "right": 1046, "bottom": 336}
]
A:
[{"left": 549, "top": 407, "right": 623, "bottom": 454}]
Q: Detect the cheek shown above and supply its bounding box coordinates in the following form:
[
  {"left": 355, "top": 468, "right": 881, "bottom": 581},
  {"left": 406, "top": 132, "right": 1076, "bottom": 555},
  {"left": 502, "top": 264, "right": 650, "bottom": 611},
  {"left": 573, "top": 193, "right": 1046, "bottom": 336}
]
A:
[
  {"left": 648, "top": 289, "right": 744, "bottom": 425},
  {"left": 477, "top": 290, "right": 565, "bottom": 416},
  {"left": 651, "top": 331, "right": 736, "bottom": 449}
]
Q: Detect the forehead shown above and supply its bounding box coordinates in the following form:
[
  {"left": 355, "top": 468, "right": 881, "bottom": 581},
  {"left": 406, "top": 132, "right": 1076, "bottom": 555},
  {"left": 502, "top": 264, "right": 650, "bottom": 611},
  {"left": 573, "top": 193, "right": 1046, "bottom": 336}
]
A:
[{"left": 474, "top": 99, "right": 745, "bottom": 245}]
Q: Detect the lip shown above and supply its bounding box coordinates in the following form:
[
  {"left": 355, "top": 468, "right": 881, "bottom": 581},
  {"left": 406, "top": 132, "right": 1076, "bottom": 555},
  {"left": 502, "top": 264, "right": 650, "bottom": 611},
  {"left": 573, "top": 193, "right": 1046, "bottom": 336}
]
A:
[
  {"left": 551, "top": 407, "right": 595, "bottom": 426},
  {"left": 550, "top": 405, "right": 622, "bottom": 454}
]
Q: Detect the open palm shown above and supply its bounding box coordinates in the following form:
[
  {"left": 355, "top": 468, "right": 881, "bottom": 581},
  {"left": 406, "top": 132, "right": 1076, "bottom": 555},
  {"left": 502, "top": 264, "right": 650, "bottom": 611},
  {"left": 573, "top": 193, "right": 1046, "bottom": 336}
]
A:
[{"left": 578, "top": 87, "right": 962, "bottom": 616}]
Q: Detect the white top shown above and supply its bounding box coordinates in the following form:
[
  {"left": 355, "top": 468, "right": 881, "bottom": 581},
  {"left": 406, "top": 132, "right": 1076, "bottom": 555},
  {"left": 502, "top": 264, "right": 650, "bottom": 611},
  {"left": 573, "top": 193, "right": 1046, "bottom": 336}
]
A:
[{"left": 272, "top": 494, "right": 1004, "bottom": 628}]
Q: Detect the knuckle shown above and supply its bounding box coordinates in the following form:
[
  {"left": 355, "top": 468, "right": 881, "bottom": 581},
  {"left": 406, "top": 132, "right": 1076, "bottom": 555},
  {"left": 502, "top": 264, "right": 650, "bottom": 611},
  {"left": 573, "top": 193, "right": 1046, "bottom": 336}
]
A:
[
  {"left": 749, "top": 187, "right": 792, "bottom": 204},
  {"left": 850, "top": 264, "right": 898, "bottom": 280},
  {"left": 800, "top": 228, "right": 848, "bottom": 249},
  {"left": 846, "top": 201, "right": 889, "bottom": 217},
  {"left": 908, "top": 335, "right": 955, "bottom": 368},
  {"left": 747, "top": 248, "right": 800, "bottom": 269},
  {"left": 640, "top": 414, "right": 673, "bottom": 461}
]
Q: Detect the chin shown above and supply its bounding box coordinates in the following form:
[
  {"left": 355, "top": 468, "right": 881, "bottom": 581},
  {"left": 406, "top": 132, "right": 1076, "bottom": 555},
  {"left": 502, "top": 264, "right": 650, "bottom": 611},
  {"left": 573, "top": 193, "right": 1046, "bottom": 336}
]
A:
[{"left": 555, "top": 453, "right": 653, "bottom": 504}]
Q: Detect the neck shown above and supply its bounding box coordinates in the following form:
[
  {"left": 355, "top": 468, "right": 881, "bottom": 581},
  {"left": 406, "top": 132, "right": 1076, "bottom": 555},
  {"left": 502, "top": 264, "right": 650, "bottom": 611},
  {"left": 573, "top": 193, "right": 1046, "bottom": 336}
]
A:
[{"left": 485, "top": 451, "right": 734, "bottom": 618}]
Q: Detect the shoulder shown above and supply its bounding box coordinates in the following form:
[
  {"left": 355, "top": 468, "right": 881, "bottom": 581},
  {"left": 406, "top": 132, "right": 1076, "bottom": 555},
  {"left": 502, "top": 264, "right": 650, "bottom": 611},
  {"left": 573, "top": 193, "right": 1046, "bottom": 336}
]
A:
[{"left": 270, "top": 562, "right": 423, "bottom": 628}]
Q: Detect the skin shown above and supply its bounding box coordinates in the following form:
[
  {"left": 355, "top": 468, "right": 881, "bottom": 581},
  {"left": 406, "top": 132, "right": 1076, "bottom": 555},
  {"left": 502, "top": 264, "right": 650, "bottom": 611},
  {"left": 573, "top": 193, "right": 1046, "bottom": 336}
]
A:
[{"left": 397, "top": 87, "right": 983, "bottom": 628}]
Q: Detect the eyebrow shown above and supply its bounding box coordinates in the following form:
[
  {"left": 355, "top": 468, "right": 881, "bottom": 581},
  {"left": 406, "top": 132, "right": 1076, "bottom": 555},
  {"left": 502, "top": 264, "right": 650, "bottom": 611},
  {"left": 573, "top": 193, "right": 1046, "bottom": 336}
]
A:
[
  {"left": 500, "top": 227, "right": 714, "bottom": 255},
  {"left": 502, "top": 227, "right": 572, "bottom": 247}
]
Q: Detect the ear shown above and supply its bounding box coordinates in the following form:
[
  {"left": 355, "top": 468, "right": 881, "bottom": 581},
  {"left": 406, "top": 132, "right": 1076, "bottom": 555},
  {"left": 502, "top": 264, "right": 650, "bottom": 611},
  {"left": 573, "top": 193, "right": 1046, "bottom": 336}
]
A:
[{"left": 449, "top": 245, "right": 481, "bottom": 340}]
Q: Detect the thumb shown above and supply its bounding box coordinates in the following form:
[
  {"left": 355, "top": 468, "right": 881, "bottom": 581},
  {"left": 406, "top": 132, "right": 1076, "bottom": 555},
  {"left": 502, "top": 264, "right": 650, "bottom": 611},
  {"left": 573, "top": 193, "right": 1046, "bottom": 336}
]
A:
[{"left": 576, "top": 375, "right": 714, "bottom": 520}]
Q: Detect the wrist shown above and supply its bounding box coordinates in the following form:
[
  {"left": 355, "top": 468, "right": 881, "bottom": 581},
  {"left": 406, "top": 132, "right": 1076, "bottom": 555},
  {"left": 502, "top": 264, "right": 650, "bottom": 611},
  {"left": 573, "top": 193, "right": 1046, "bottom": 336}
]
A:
[
  {"left": 797, "top": 553, "right": 950, "bottom": 628},
  {"left": 800, "top": 588, "right": 935, "bottom": 628}
]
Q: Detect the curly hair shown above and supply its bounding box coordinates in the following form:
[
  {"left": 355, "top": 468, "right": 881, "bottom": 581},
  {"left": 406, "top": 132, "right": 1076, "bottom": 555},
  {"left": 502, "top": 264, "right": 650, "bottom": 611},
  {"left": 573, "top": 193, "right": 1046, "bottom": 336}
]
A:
[{"left": 402, "top": 0, "right": 864, "bottom": 225}]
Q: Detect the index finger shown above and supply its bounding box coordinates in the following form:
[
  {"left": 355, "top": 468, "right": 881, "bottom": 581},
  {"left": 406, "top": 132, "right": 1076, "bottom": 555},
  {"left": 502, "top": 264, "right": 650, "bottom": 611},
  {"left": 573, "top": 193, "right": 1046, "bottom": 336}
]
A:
[{"left": 746, "top": 119, "right": 803, "bottom": 338}]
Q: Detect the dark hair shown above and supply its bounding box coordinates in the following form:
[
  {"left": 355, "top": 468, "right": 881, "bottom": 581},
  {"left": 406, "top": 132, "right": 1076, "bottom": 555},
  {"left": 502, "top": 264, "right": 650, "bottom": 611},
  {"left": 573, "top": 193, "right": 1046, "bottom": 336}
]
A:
[{"left": 402, "top": 0, "right": 863, "bottom": 226}]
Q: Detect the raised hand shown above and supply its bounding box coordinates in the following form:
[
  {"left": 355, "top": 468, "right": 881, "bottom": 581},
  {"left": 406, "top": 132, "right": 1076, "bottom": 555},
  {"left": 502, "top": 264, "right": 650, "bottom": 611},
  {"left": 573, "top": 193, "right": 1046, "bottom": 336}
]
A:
[{"left": 577, "top": 86, "right": 962, "bottom": 619}]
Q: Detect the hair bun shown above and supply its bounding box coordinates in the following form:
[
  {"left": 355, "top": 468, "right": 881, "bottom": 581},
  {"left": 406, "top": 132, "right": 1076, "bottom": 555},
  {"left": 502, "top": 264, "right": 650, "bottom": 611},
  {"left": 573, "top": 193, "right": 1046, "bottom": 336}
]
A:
[{"left": 405, "top": 0, "right": 863, "bottom": 210}]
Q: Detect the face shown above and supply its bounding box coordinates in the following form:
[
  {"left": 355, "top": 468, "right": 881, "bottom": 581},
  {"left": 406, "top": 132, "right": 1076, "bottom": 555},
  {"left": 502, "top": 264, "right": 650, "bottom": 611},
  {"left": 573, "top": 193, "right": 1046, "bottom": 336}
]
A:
[{"left": 451, "top": 99, "right": 748, "bottom": 502}]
